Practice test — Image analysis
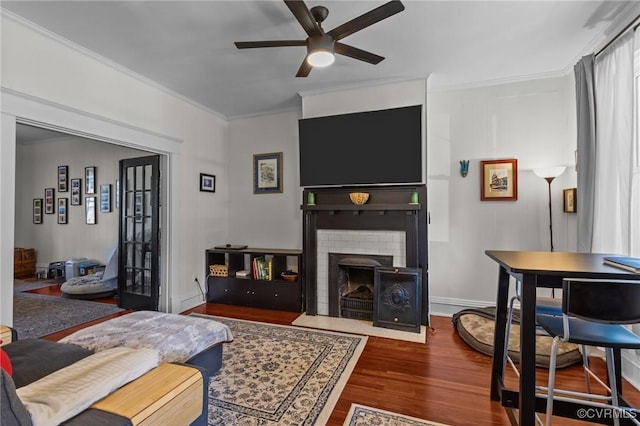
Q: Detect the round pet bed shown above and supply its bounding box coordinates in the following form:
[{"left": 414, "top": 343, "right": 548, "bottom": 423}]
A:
[
  {"left": 61, "top": 246, "right": 117, "bottom": 300},
  {"left": 452, "top": 307, "right": 582, "bottom": 369}
]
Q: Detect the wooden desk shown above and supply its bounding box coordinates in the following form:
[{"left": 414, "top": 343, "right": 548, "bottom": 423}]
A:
[{"left": 486, "top": 250, "right": 640, "bottom": 426}]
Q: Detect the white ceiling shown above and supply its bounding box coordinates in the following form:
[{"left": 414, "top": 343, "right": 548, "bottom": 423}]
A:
[{"left": 2, "top": 1, "right": 638, "bottom": 119}]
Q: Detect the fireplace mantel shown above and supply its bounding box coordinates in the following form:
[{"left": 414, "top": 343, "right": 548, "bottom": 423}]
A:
[{"left": 301, "top": 184, "right": 429, "bottom": 325}]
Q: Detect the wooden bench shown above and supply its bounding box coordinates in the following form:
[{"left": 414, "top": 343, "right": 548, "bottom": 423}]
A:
[{"left": 91, "top": 363, "right": 203, "bottom": 425}]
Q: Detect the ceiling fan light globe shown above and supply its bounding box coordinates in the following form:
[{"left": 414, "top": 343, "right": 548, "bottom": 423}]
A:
[{"left": 307, "top": 51, "right": 335, "bottom": 67}]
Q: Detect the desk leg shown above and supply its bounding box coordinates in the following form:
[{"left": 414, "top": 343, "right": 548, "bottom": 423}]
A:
[
  {"left": 491, "top": 266, "right": 510, "bottom": 401},
  {"left": 519, "top": 274, "right": 537, "bottom": 426}
]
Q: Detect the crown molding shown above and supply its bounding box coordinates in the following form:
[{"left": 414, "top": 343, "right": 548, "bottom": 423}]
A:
[
  {"left": 297, "top": 76, "right": 430, "bottom": 98},
  {"left": 0, "top": 8, "right": 228, "bottom": 121}
]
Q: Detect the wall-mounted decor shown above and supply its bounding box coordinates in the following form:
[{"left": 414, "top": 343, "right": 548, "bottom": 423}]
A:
[
  {"left": 115, "top": 180, "right": 120, "bottom": 209},
  {"left": 58, "top": 198, "right": 68, "bottom": 224},
  {"left": 563, "top": 188, "right": 577, "bottom": 213},
  {"left": 70, "top": 178, "right": 82, "bottom": 205},
  {"left": 100, "top": 184, "right": 111, "bottom": 213},
  {"left": 253, "top": 152, "right": 283, "bottom": 194},
  {"left": 58, "top": 166, "right": 68, "bottom": 192},
  {"left": 480, "top": 159, "right": 518, "bottom": 201},
  {"left": 44, "top": 188, "right": 55, "bottom": 214},
  {"left": 85, "top": 196, "right": 96, "bottom": 225},
  {"left": 33, "top": 199, "right": 43, "bottom": 224},
  {"left": 199, "top": 173, "right": 216, "bottom": 193},
  {"left": 459, "top": 160, "right": 470, "bottom": 177},
  {"left": 85, "top": 166, "right": 96, "bottom": 194}
]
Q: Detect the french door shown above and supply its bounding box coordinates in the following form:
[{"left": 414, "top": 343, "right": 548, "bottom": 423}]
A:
[{"left": 118, "top": 155, "right": 160, "bottom": 310}]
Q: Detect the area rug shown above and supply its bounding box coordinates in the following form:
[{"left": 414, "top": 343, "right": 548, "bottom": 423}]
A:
[
  {"left": 13, "top": 278, "right": 59, "bottom": 293},
  {"left": 190, "top": 314, "right": 367, "bottom": 426},
  {"left": 344, "top": 404, "right": 449, "bottom": 426},
  {"left": 13, "top": 293, "right": 124, "bottom": 339},
  {"left": 292, "top": 313, "right": 427, "bottom": 343}
]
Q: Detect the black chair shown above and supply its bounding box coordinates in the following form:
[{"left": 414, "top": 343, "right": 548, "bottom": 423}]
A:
[{"left": 537, "top": 278, "right": 640, "bottom": 426}]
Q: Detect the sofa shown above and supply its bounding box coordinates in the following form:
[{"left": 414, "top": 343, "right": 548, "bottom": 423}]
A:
[
  {"left": 1, "top": 339, "right": 209, "bottom": 425},
  {"left": 1, "top": 312, "right": 234, "bottom": 425}
]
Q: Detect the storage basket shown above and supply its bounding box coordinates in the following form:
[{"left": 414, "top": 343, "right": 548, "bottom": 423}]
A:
[
  {"left": 209, "top": 264, "right": 228, "bottom": 277},
  {"left": 349, "top": 192, "right": 369, "bottom": 205}
]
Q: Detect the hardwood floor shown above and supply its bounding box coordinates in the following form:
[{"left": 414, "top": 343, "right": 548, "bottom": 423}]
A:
[{"left": 38, "top": 300, "right": 640, "bottom": 425}]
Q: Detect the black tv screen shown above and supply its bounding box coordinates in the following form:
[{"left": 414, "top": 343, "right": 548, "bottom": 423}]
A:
[{"left": 299, "top": 105, "right": 422, "bottom": 187}]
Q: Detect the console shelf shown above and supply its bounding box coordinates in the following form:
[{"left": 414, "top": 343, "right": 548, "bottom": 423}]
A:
[{"left": 205, "top": 247, "right": 304, "bottom": 312}]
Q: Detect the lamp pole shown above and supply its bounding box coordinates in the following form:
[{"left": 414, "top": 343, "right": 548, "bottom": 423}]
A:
[{"left": 544, "top": 177, "right": 555, "bottom": 252}]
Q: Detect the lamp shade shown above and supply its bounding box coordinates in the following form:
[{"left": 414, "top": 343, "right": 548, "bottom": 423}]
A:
[
  {"left": 307, "top": 34, "right": 335, "bottom": 68},
  {"left": 533, "top": 166, "right": 566, "bottom": 179}
]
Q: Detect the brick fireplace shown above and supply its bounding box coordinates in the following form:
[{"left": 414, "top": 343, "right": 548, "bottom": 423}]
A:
[{"left": 301, "top": 185, "right": 429, "bottom": 326}]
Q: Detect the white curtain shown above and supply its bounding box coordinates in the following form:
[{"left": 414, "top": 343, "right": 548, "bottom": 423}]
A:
[
  {"left": 631, "top": 30, "right": 640, "bottom": 257},
  {"left": 592, "top": 32, "right": 636, "bottom": 254}
]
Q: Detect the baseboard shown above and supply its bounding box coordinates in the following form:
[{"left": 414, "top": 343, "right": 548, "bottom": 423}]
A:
[{"left": 429, "top": 296, "right": 494, "bottom": 317}]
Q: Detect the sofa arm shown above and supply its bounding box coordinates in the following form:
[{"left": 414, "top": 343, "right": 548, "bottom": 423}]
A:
[{"left": 91, "top": 364, "right": 203, "bottom": 426}]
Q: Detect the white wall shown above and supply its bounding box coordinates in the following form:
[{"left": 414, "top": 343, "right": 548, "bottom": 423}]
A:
[
  {"left": 427, "top": 75, "right": 578, "bottom": 314},
  {"left": 227, "top": 111, "right": 302, "bottom": 249},
  {"left": 1, "top": 13, "right": 228, "bottom": 324},
  {"left": 15, "top": 136, "right": 150, "bottom": 268}
]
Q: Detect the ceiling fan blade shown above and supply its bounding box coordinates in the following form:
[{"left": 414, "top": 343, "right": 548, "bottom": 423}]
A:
[
  {"left": 235, "top": 40, "right": 306, "bottom": 49},
  {"left": 284, "top": 0, "right": 322, "bottom": 38},
  {"left": 296, "top": 58, "right": 313, "bottom": 77},
  {"left": 327, "top": 0, "right": 405, "bottom": 41},
  {"left": 335, "top": 42, "right": 384, "bottom": 64}
]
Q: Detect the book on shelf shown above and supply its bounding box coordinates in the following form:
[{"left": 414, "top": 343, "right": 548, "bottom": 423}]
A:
[
  {"left": 235, "top": 270, "right": 250, "bottom": 278},
  {"left": 603, "top": 256, "right": 640, "bottom": 273},
  {"left": 251, "top": 256, "right": 273, "bottom": 280}
]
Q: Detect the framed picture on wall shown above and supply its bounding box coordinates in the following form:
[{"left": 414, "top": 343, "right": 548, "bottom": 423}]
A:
[
  {"left": 563, "top": 188, "right": 577, "bottom": 213},
  {"left": 58, "top": 198, "right": 68, "bottom": 224},
  {"left": 100, "top": 184, "right": 111, "bottom": 213},
  {"left": 85, "top": 196, "right": 96, "bottom": 225},
  {"left": 33, "top": 199, "right": 43, "bottom": 224},
  {"left": 199, "top": 173, "right": 215, "bottom": 193},
  {"left": 71, "top": 178, "right": 82, "bottom": 205},
  {"left": 253, "top": 152, "right": 283, "bottom": 194},
  {"left": 85, "top": 167, "right": 96, "bottom": 194},
  {"left": 58, "top": 166, "right": 68, "bottom": 192},
  {"left": 44, "top": 188, "right": 55, "bottom": 214},
  {"left": 480, "top": 159, "right": 518, "bottom": 201}
]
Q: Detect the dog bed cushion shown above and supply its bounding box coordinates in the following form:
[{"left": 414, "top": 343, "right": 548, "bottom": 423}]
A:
[{"left": 452, "top": 307, "right": 582, "bottom": 368}]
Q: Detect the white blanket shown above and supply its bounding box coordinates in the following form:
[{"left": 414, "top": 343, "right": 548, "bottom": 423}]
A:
[
  {"left": 59, "top": 310, "right": 233, "bottom": 363},
  {"left": 17, "top": 346, "right": 159, "bottom": 426}
]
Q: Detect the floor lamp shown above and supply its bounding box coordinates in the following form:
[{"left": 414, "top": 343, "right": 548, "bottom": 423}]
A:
[{"left": 533, "top": 166, "right": 566, "bottom": 252}]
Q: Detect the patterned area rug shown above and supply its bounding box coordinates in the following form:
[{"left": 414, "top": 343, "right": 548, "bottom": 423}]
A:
[
  {"left": 191, "top": 314, "right": 367, "bottom": 426},
  {"left": 13, "top": 293, "right": 123, "bottom": 339},
  {"left": 344, "top": 404, "right": 449, "bottom": 426}
]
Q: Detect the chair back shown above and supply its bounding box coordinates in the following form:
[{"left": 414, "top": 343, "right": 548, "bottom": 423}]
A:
[{"left": 563, "top": 278, "right": 640, "bottom": 324}]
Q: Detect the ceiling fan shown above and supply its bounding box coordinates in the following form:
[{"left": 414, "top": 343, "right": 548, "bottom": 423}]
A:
[{"left": 234, "top": 0, "right": 405, "bottom": 77}]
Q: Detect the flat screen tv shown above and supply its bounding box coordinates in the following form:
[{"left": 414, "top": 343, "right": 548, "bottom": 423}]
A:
[{"left": 299, "top": 105, "right": 422, "bottom": 187}]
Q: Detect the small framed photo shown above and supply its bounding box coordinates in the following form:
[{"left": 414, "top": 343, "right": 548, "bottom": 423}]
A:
[
  {"left": 85, "top": 196, "right": 96, "bottom": 225},
  {"left": 58, "top": 166, "right": 69, "bottom": 192},
  {"left": 85, "top": 166, "right": 96, "bottom": 194},
  {"left": 71, "top": 178, "right": 82, "bottom": 205},
  {"left": 253, "top": 152, "right": 283, "bottom": 194},
  {"left": 199, "top": 173, "right": 216, "bottom": 193},
  {"left": 44, "top": 188, "right": 55, "bottom": 214},
  {"left": 563, "top": 188, "right": 577, "bottom": 213},
  {"left": 480, "top": 159, "right": 518, "bottom": 201},
  {"left": 100, "top": 184, "right": 111, "bottom": 213},
  {"left": 33, "top": 199, "right": 43, "bottom": 224},
  {"left": 58, "top": 198, "right": 68, "bottom": 224}
]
